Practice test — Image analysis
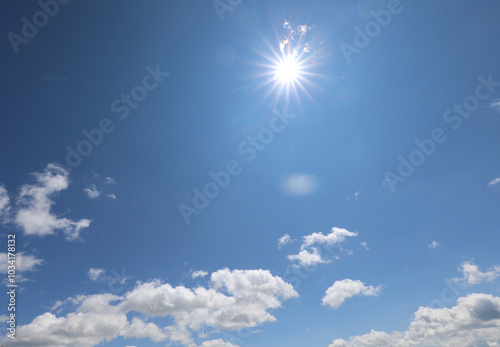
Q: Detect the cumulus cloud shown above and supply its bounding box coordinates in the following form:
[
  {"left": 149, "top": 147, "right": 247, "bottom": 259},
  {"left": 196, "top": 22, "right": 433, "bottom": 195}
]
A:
[
  {"left": 83, "top": 184, "right": 101, "bottom": 199},
  {"left": 14, "top": 164, "right": 91, "bottom": 241},
  {"left": 301, "top": 227, "right": 358, "bottom": 250},
  {"left": 277, "top": 234, "right": 294, "bottom": 249},
  {"left": 5, "top": 268, "right": 297, "bottom": 347},
  {"left": 0, "top": 252, "right": 43, "bottom": 274},
  {"left": 88, "top": 268, "right": 106, "bottom": 282},
  {"left": 287, "top": 227, "right": 358, "bottom": 267},
  {"left": 322, "top": 279, "right": 382, "bottom": 309},
  {"left": 428, "top": 240, "right": 441, "bottom": 249},
  {"left": 288, "top": 248, "right": 330, "bottom": 267},
  {"left": 452, "top": 261, "right": 500, "bottom": 286},
  {"left": 192, "top": 270, "right": 208, "bottom": 279},
  {"left": 488, "top": 178, "right": 500, "bottom": 187},
  {"left": 329, "top": 293, "right": 500, "bottom": 346}
]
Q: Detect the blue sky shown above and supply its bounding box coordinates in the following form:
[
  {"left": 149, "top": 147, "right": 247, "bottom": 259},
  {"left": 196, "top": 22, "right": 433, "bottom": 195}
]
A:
[{"left": 1, "top": 0, "right": 500, "bottom": 346}]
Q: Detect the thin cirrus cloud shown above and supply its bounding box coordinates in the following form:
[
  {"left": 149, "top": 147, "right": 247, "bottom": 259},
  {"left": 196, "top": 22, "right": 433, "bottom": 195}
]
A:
[
  {"left": 322, "top": 279, "right": 382, "bottom": 309},
  {"left": 3, "top": 268, "right": 297, "bottom": 347},
  {"left": 12, "top": 163, "right": 91, "bottom": 241},
  {"left": 451, "top": 261, "right": 500, "bottom": 286},
  {"left": 329, "top": 293, "right": 500, "bottom": 346}
]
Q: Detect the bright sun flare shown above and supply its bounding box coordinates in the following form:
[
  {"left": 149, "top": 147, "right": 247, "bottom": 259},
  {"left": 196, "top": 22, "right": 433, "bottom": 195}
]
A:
[{"left": 275, "top": 56, "right": 300, "bottom": 83}]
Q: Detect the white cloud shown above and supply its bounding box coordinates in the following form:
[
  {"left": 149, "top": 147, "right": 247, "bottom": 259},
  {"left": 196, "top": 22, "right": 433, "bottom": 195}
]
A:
[
  {"left": 106, "top": 194, "right": 117, "bottom": 199},
  {"left": 288, "top": 248, "right": 330, "bottom": 267},
  {"left": 452, "top": 261, "right": 500, "bottom": 286},
  {"left": 0, "top": 252, "right": 43, "bottom": 274},
  {"left": 192, "top": 270, "right": 208, "bottom": 279},
  {"left": 83, "top": 184, "right": 101, "bottom": 199},
  {"left": 103, "top": 177, "right": 116, "bottom": 184},
  {"left": 329, "top": 293, "right": 500, "bottom": 346},
  {"left": 281, "top": 174, "right": 318, "bottom": 196},
  {"left": 88, "top": 268, "right": 106, "bottom": 282},
  {"left": 0, "top": 185, "right": 11, "bottom": 222},
  {"left": 121, "top": 317, "right": 167, "bottom": 342},
  {"left": 488, "top": 178, "right": 500, "bottom": 187},
  {"left": 2, "top": 269, "right": 297, "bottom": 346},
  {"left": 428, "top": 240, "right": 441, "bottom": 249},
  {"left": 301, "top": 227, "right": 358, "bottom": 250},
  {"left": 14, "top": 164, "right": 91, "bottom": 241},
  {"left": 491, "top": 98, "right": 500, "bottom": 113},
  {"left": 200, "top": 339, "right": 239, "bottom": 347},
  {"left": 287, "top": 227, "right": 358, "bottom": 267},
  {"left": 360, "top": 242, "right": 369, "bottom": 250},
  {"left": 322, "top": 279, "right": 382, "bottom": 309},
  {"left": 277, "top": 234, "right": 294, "bottom": 249}
]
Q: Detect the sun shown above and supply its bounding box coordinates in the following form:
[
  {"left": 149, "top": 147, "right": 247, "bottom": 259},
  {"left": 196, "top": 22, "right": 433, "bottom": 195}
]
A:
[{"left": 275, "top": 56, "right": 301, "bottom": 83}]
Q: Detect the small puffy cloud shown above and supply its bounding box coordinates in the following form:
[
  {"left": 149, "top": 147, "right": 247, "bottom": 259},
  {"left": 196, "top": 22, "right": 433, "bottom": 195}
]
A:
[
  {"left": 84, "top": 184, "right": 101, "bottom": 199},
  {"left": 107, "top": 194, "right": 117, "bottom": 199},
  {"left": 452, "top": 261, "right": 500, "bottom": 286},
  {"left": 322, "top": 279, "right": 382, "bottom": 309},
  {"left": 0, "top": 185, "right": 11, "bottom": 222},
  {"left": 0, "top": 252, "right": 43, "bottom": 274},
  {"left": 277, "top": 234, "right": 294, "bottom": 249},
  {"left": 88, "top": 268, "right": 106, "bottom": 282},
  {"left": 14, "top": 164, "right": 91, "bottom": 241},
  {"left": 488, "top": 178, "right": 500, "bottom": 187},
  {"left": 192, "top": 270, "right": 208, "bottom": 279},
  {"left": 428, "top": 240, "right": 441, "bottom": 249},
  {"left": 103, "top": 177, "right": 116, "bottom": 184},
  {"left": 360, "top": 242, "right": 369, "bottom": 250},
  {"left": 288, "top": 248, "right": 330, "bottom": 267},
  {"left": 301, "top": 227, "right": 358, "bottom": 250},
  {"left": 329, "top": 293, "right": 500, "bottom": 346}
]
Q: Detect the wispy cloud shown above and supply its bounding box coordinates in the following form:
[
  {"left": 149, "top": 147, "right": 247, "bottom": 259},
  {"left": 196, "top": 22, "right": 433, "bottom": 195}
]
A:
[
  {"left": 107, "top": 194, "right": 117, "bottom": 199},
  {"left": 14, "top": 164, "right": 91, "bottom": 241},
  {"left": 322, "top": 279, "right": 382, "bottom": 309},
  {"left": 191, "top": 270, "right": 208, "bottom": 279},
  {"left": 279, "top": 21, "right": 312, "bottom": 57},
  {"left": 428, "top": 240, "right": 441, "bottom": 249},
  {"left": 0, "top": 252, "right": 43, "bottom": 274},
  {"left": 488, "top": 178, "right": 500, "bottom": 187},
  {"left": 104, "top": 177, "right": 117, "bottom": 185},
  {"left": 84, "top": 184, "right": 101, "bottom": 199},
  {"left": 277, "top": 233, "right": 294, "bottom": 249},
  {"left": 491, "top": 98, "right": 500, "bottom": 113},
  {"left": 452, "top": 261, "right": 500, "bottom": 286},
  {"left": 0, "top": 185, "right": 11, "bottom": 223},
  {"left": 88, "top": 268, "right": 106, "bottom": 282}
]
